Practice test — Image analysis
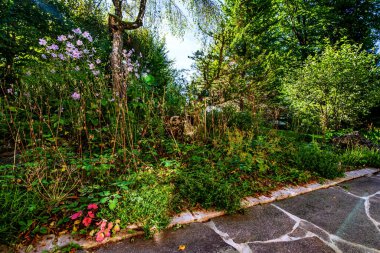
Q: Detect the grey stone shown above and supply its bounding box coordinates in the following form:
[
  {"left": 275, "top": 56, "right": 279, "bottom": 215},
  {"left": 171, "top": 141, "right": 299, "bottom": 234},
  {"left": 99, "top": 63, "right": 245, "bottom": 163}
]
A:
[
  {"left": 212, "top": 205, "right": 295, "bottom": 243},
  {"left": 93, "top": 223, "right": 236, "bottom": 253},
  {"left": 249, "top": 237, "right": 335, "bottom": 253}
]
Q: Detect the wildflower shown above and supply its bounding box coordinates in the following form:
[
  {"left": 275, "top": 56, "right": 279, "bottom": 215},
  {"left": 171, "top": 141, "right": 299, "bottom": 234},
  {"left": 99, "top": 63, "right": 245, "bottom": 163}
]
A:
[
  {"left": 72, "top": 28, "right": 82, "bottom": 34},
  {"left": 92, "top": 47, "right": 96, "bottom": 53},
  {"left": 127, "top": 66, "right": 133, "bottom": 72},
  {"left": 83, "top": 49, "right": 89, "bottom": 54},
  {"left": 66, "top": 42, "right": 75, "bottom": 48},
  {"left": 96, "top": 232, "right": 105, "bottom": 242},
  {"left": 71, "top": 92, "right": 80, "bottom": 100},
  {"left": 6, "top": 88, "right": 13, "bottom": 94},
  {"left": 71, "top": 48, "right": 81, "bottom": 59},
  {"left": 89, "top": 63, "right": 95, "bottom": 70},
  {"left": 92, "top": 70, "right": 100, "bottom": 76},
  {"left": 82, "top": 217, "right": 92, "bottom": 227},
  {"left": 70, "top": 211, "right": 83, "bottom": 220},
  {"left": 76, "top": 40, "right": 83, "bottom": 46},
  {"left": 104, "top": 229, "right": 111, "bottom": 237},
  {"left": 41, "top": 54, "right": 47, "bottom": 59},
  {"left": 51, "top": 53, "right": 57, "bottom": 58},
  {"left": 58, "top": 53, "right": 65, "bottom": 60},
  {"left": 75, "top": 66, "right": 80, "bottom": 71},
  {"left": 97, "top": 220, "right": 107, "bottom": 231},
  {"left": 88, "top": 203, "right": 98, "bottom": 210},
  {"left": 135, "top": 73, "right": 140, "bottom": 79},
  {"left": 96, "top": 59, "right": 101, "bottom": 64},
  {"left": 82, "top": 31, "right": 90, "bottom": 38},
  {"left": 39, "top": 38, "right": 47, "bottom": 46},
  {"left": 48, "top": 44, "right": 59, "bottom": 51},
  {"left": 57, "top": 35, "right": 67, "bottom": 41},
  {"left": 68, "top": 34, "right": 74, "bottom": 39}
]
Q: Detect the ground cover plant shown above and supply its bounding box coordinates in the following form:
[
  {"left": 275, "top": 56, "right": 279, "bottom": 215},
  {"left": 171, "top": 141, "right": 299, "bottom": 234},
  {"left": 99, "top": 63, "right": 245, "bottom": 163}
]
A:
[{"left": 0, "top": 0, "right": 379, "bottom": 250}]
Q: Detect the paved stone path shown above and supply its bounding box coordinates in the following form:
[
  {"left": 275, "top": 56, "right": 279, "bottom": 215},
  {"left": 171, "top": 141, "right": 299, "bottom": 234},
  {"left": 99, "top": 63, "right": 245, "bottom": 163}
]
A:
[{"left": 92, "top": 173, "right": 380, "bottom": 253}]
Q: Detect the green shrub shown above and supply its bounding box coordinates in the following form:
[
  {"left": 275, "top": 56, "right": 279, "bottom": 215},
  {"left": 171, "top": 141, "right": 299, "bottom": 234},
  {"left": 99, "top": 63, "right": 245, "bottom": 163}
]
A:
[
  {"left": 174, "top": 164, "right": 242, "bottom": 213},
  {"left": 294, "top": 142, "right": 343, "bottom": 179},
  {"left": 0, "top": 181, "right": 44, "bottom": 244},
  {"left": 341, "top": 147, "right": 380, "bottom": 168}
]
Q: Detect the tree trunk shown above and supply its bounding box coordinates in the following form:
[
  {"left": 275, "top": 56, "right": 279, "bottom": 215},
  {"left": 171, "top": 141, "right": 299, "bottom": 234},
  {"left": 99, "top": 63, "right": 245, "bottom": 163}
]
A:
[{"left": 111, "top": 27, "right": 124, "bottom": 98}]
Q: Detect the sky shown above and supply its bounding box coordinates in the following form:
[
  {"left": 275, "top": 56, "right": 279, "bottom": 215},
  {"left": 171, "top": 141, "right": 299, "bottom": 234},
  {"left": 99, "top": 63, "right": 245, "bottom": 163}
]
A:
[{"left": 164, "top": 31, "right": 202, "bottom": 71}]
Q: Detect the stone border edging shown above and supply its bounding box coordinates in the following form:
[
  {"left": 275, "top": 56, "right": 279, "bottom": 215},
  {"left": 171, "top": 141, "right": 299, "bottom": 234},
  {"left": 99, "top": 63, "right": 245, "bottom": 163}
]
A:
[{"left": 22, "top": 168, "right": 379, "bottom": 253}]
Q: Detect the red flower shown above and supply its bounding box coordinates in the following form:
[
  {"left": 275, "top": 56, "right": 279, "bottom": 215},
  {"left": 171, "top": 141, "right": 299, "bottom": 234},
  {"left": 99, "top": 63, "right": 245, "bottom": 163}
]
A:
[
  {"left": 88, "top": 211, "right": 95, "bottom": 218},
  {"left": 70, "top": 211, "right": 83, "bottom": 220},
  {"left": 88, "top": 203, "right": 98, "bottom": 210},
  {"left": 82, "top": 217, "right": 92, "bottom": 227}
]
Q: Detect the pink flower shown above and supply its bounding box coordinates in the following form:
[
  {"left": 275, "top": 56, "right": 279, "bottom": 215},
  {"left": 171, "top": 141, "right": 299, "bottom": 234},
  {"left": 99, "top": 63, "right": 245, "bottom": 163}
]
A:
[
  {"left": 96, "top": 59, "right": 101, "bottom": 64},
  {"left": 89, "top": 63, "right": 95, "bottom": 70},
  {"left": 6, "top": 88, "right": 13, "bottom": 94},
  {"left": 68, "top": 34, "right": 74, "bottom": 39},
  {"left": 71, "top": 92, "right": 80, "bottom": 100},
  {"left": 88, "top": 203, "right": 98, "bottom": 210},
  {"left": 104, "top": 229, "right": 111, "bottom": 237},
  {"left": 70, "top": 211, "right": 83, "bottom": 220},
  {"left": 76, "top": 40, "right": 83, "bottom": 46},
  {"left": 39, "top": 38, "right": 47, "bottom": 46},
  {"left": 97, "top": 220, "right": 107, "bottom": 231},
  {"left": 92, "top": 70, "right": 100, "bottom": 76},
  {"left": 82, "top": 217, "right": 92, "bottom": 227},
  {"left": 96, "top": 232, "right": 105, "bottom": 242},
  {"left": 88, "top": 211, "right": 95, "bottom": 218},
  {"left": 107, "top": 222, "right": 113, "bottom": 230}
]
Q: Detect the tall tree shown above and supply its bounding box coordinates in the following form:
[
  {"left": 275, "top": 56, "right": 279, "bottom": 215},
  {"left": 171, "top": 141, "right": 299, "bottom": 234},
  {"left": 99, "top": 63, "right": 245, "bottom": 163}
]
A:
[{"left": 108, "top": 0, "right": 219, "bottom": 98}]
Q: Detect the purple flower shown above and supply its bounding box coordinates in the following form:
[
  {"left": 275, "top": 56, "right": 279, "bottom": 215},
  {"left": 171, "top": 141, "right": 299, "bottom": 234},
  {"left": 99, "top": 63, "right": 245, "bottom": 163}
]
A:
[
  {"left": 6, "top": 88, "right": 13, "bottom": 94},
  {"left": 68, "top": 34, "right": 74, "bottom": 39},
  {"left": 127, "top": 66, "right": 133, "bottom": 72},
  {"left": 66, "top": 42, "right": 75, "bottom": 48},
  {"left": 51, "top": 53, "right": 57, "bottom": 58},
  {"left": 87, "top": 35, "right": 93, "bottom": 42},
  {"left": 89, "top": 63, "right": 95, "bottom": 70},
  {"left": 39, "top": 38, "right": 47, "bottom": 46},
  {"left": 48, "top": 44, "right": 59, "bottom": 51},
  {"left": 76, "top": 40, "right": 83, "bottom": 46},
  {"left": 41, "top": 54, "right": 47, "bottom": 59},
  {"left": 57, "top": 35, "right": 67, "bottom": 41},
  {"left": 96, "top": 59, "right": 101, "bottom": 64},
  {"left": 58, "top": 53, "right": 65, "bottom": 60},
  {"left": 72, "top": 28, "right": 82, "bottom": 34},
  {"left": 92, "top": 70, "right": 100, "bottom": 76},
  {"left": 71, "top": 92, "right": 81, "bottom": 100},
  {"left": 71, "top": 48, "right": 81, "bottom": 59},
  {"left": 83, "top": 49, "right": 89, "bottom": 54},
  {"left": 82, "top": 31, "right": 90, "bottom": 38}
]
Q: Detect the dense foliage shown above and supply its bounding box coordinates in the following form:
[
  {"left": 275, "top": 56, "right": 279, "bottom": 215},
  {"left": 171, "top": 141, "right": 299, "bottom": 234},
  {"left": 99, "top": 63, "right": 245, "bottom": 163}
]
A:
[{"left": 0, "top": 0, "right": 379, "bottom": 249}]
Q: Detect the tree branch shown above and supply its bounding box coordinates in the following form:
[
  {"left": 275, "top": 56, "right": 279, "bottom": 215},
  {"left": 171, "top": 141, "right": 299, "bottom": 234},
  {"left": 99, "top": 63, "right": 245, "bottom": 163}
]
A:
[{"left": 109, "top": 0, "right": 147, "bottom": 31}]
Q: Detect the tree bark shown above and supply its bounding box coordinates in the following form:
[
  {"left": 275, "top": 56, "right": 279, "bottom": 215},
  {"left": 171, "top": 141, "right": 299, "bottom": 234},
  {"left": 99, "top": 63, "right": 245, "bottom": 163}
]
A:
[{"left": 109, "top": 0, "right": 147, "bottom": 98}]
